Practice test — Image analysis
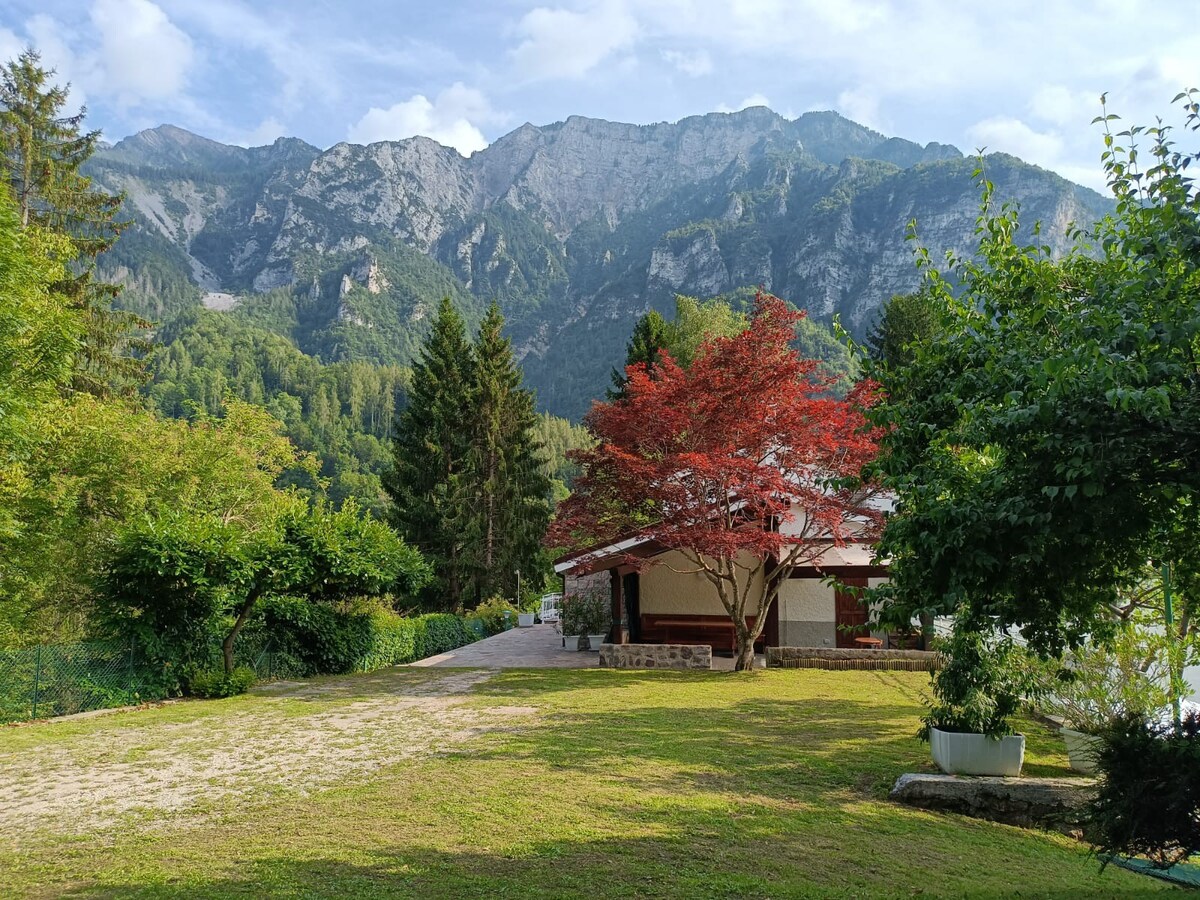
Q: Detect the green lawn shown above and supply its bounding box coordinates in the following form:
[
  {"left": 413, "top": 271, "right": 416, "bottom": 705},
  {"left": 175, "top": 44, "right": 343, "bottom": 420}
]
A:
[{"left": 0, "top": 666, "right": 1167, "bottom": 897}]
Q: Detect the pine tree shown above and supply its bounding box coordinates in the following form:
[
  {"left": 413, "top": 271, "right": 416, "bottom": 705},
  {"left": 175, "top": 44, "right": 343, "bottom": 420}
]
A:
[
  {"left": 466, "top": 304, "right": 551, "bottom": 602},
  {"left": 0, "top": 49, "right": 149, "bottom": 398},
  {"left": 608, "top": 309, "right": 668, "bottom": 399},
  {"left": 383, "top": 297, "right": 476, "bottom": 610}
]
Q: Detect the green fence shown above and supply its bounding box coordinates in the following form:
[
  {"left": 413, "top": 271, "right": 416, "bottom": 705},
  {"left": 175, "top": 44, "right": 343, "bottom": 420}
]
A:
[{"left": 0, "top": 641, "right": 158, "bottom": 724}]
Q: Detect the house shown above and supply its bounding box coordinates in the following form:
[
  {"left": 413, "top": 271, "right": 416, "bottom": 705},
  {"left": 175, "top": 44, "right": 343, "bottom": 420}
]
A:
[{"left": 554, "top": 499, "right": 891, "bottom": 652}]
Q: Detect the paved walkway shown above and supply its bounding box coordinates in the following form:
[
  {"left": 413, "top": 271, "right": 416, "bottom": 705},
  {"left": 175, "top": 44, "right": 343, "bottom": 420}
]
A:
[
  {"left": 409, "top": 624, "right": 759, "bottom": 670},
  {"left": 410, "top": 624, "right": 599, "bottom": 668}
]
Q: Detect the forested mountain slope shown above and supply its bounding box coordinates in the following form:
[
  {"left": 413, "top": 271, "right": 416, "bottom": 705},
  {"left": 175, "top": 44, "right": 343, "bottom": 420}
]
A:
[{"left": 90, "top": 108, "right": 1110, "bottom": 419}]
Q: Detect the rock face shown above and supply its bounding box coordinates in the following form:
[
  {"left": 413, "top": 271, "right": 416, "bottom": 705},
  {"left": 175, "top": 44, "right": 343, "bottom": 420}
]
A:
[
  {"left": 889, "top": 773, "right": 1095, "bottom": 834},
  {"left": 88, "top": 109, "right": 1112, "bottom": 418}
]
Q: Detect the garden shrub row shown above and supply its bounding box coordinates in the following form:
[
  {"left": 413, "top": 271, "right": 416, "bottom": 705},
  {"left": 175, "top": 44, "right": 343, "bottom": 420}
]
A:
[{"left": 255, "top": 597, "right": 479, "bottom": 676}]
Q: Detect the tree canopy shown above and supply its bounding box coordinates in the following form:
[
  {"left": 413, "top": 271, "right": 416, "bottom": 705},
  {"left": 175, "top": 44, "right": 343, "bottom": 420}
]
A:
[{"left": 865, "top": 94, "right": 1200, "bottom": 655}]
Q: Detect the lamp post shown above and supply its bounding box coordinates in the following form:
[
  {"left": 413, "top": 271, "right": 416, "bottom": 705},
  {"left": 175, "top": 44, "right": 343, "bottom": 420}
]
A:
[{"left": 515, "top": 569, "right": 521, "bottom": 609}]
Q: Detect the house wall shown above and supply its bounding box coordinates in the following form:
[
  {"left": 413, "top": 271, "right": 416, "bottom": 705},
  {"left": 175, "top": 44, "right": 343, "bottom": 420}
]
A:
[
  {"left": 776, "top": 575, "right": 891, "bottom": 648},
  {"left": 778, "top": 579, "right": 836, "bottom": 647},
  {"left": 638, "top": 550, "right": 765, "bottom": 617},
  {"left": 564, "top": 571, "right": 608, "bottom": 598}
]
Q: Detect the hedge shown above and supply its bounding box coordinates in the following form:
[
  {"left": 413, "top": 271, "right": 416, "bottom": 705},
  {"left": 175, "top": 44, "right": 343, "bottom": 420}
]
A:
[{"left": 256, "top": 597, "right": 479, "bottom": 676}]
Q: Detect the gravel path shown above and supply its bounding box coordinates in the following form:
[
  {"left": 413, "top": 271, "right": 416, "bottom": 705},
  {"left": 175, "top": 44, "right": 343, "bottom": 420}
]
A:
[{"left": 0, "top": 668, "right": 536, "bottom": 838}]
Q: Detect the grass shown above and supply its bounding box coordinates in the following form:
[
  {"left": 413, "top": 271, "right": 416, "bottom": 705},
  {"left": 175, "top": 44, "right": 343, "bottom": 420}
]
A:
[{"left": 0, "top": 666, "right": 1167, "bottom": 897}]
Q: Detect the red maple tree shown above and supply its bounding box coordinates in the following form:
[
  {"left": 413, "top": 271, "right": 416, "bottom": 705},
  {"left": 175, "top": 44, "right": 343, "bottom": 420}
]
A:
[{"left": 549, "top": 292, "right": 885, "bottom": 670}]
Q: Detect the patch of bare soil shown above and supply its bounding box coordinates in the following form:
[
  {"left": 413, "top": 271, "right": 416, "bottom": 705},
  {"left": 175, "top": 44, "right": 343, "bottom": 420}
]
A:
[{"left": 0, "top": 669, "right": 534, "bottom": 838}]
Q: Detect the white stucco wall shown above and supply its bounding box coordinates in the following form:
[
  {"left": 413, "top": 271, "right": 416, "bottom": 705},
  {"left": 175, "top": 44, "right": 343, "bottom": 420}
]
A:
[
  {"left": 779, "top": 579, "right": 835, "bottom": 623},
  {"left": 638, "top": 550, "right": 765, "bottom": 617}
]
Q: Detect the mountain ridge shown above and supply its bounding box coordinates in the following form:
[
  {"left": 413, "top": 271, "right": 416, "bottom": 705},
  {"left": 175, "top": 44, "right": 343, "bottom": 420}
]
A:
[{"left": 89, "top": 107, "right": 1111, "bottom": 418}]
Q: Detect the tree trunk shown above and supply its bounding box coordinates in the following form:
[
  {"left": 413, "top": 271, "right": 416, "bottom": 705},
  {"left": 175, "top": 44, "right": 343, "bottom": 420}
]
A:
[
  {"left": 734, "top": 627, "right": 757, "bottom": 671},
  {"left": 222, "top": 594, "right": 260, "bottom": 675}
]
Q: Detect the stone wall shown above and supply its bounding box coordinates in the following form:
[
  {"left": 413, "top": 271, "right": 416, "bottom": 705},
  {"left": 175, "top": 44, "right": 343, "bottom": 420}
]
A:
[
  {"left": 598, "top": 643, "right": 712, "bottom": 670},
  {"left": 767, "top": 646, "right": 941, "bottom": 672}
]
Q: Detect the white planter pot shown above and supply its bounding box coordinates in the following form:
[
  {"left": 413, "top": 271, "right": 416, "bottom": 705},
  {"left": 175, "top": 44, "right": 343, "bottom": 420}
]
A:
[
  {"left": 562, "top": 634, "right": 580, "bottom": 651},
  {"left": 517, "top": 613, "right": 535, "bottom": 628},
  {"left": 1061, "top": 727, "right": 1100, "bottom": 774},
  {"left": 930, "top": 727, "right": 1025, "bottom": 777},
  {"left": 587, "top": 634, "right": 606, "bottom": 652}
]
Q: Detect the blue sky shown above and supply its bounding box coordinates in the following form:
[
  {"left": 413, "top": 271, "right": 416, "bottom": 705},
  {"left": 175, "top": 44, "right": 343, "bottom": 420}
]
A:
[{"left": 2, "top": 0, "right": 1197, "bottom": 190}]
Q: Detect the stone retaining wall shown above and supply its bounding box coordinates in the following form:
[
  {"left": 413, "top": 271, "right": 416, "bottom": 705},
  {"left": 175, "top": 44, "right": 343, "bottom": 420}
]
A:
[
  {"left": 767, "top": 646, "right": 942, "bottom": 672},
  {"left": 598, "top": 643, "right": 712, "bottom": 670}
]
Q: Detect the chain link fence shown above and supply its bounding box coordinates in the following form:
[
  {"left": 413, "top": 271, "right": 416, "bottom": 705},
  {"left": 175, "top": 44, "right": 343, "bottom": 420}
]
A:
[
  {"left": 0, "top": 635, "right": 304, "bottom": 724},
  {"left": 0, "top": 641, "right": 159, "bottom": 724}
]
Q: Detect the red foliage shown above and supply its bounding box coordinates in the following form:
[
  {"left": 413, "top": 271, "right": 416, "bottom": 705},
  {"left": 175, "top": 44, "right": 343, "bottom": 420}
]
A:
[{"left": 549, "top": 292, "right": 884, "bottom": 570}]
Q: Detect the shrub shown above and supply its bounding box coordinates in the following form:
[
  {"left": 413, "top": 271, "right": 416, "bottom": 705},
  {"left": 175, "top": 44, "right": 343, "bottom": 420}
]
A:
[
  {"left": 466, "top": 597, "right": 518, "bottom": 636},
  {"left": 257, "top": 596, "right": 478, "bottom": 674},
  {"left": 1089, "top": 712, "right": 1200, "bottom": 868},
  {"left": 921, "top": 622, "right": 1042, "bottom": 740},
  {"left": 189, "top": 666, "right": 255, "bottom": 698},
  {"left": 1039, "top": 620, "right": 1173, "bottom": 734},
  {"left": 561, "top": 588, "right": 610, "bottom": 636}
]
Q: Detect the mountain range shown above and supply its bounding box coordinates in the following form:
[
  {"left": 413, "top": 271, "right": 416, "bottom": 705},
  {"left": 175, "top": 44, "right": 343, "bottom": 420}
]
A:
[{"left": 90, "top": 107, "right": 1111, "bottom": 419}]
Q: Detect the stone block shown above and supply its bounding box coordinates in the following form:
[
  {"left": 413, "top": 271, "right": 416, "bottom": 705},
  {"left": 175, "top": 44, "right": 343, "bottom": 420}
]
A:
[{"left": 889, "top": 772, "right": 1095, "bottom": 834}]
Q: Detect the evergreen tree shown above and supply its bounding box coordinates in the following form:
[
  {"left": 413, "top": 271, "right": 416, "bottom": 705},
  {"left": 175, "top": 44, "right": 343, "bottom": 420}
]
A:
[
  {"left": 608, "top": 308, "right": 668, "bottom": 399},
  {"left": 383, "top": 298, "right": 475, "bottom": 610},
  {"left": 465, "top": 304, "right": 551, "bottom": 602},
  {"left": 865, "top": 290, "right": 942, "bottom": 371},
  {"left": 0, "top": 49, "right": 148, "bottom": 398}
]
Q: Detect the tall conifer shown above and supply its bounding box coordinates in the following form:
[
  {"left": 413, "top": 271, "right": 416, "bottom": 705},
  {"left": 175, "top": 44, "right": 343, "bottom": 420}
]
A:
[
  {"left": 383, "top": 297, "right": 476, "bottom": 610},
  {"left": 0, "top": 49, "right": 148, "bottom": 397},
  {"left": 466, "top": 304, "right": 551, "bottom": 602},
  {"left": 608, "top": 309, "right": 668, "bottom": 399}
]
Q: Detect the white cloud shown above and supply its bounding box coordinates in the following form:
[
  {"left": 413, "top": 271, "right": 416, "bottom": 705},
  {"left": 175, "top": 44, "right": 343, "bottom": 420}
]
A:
[
  {"left": 716, "top": 93, "right": 771, "bottom": 114},
  {"left": 235, "top": 116, "right": 287, "bottom": 147},
  {"left": 347, "top": 83, "right": 498, "bottom": 154},
  {"left": 511, "top": 1, "right": 639, "bottom": 79},
  {"left": 968, "top": 116, "right": 1065, "bottom": 169},
  {"left": 0, "top": 28, "right": 23, "bottom": 68},
  {"left": 836, "top": 86, "right": 885, "bottom": 131},
  {"left": 89, "top": 0, "right": 193, "bottom": 104},
  {"left": 1029, "top": 85, "right": 1098, "bottom": 127},
  {"left": 662, "top": 48, "right": 711, "bottom": 77}
]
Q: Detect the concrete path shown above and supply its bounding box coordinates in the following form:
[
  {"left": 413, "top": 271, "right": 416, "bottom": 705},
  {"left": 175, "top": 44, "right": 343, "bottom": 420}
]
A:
[
  {"left": 409, "top": 624, "right": 759, "bottom": 670},
  {"left": 410, "top": 624, "right": 599, "bottom": 668}
]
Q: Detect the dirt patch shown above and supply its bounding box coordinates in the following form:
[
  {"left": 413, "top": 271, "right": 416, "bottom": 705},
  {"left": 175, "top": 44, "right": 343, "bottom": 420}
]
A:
[{"left": 0, "top": 668, "right": 531, "bottom": 838}]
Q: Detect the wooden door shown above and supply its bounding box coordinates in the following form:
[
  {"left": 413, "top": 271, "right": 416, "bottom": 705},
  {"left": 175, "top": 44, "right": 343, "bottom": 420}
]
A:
[{"left": 834, "top": 579, "right": 870, "bottom": 648}]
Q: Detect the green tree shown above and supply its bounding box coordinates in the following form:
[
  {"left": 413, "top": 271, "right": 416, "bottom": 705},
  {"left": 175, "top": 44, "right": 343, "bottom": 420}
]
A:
[
  {"left": 663, "top": 295, "right": 748, "bottom": 367},
  {"left": 383, "top": 297, "right": 476, "bottom": 610},
  {"left": 0, "top": 396, "right": 316, "bottom": 646},
  {"left": 864, "top": 290, "right": 943, "bottom": 372},
  {"left": 608, "top": 308, "right": 668, "bottom": 399},
  {"left": 465, "top": 304, "right": 551, "bottom": 601},
  {"left": 101, "top": 498, "right": 429, "bottom": 677},
  {"left": 0, "top": 191, "right": 78, "bottom": 539},
  {"left": 0, "top": 48, "right": 148, "bottom": 397},
  {"left": 865, "top": 94, "right": 1200, "bottom": 656}
]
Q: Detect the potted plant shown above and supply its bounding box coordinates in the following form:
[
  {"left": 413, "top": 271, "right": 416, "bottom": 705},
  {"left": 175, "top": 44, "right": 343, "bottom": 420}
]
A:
[
  {"left": 1043, "top": 619, "right": 1173, "bottom": 773},
  {"left": 559, "top": 593, "right": 584, "bottom": 651},
  {"left": 921, "top": 622, "right": 1039, "bottom": 777},
  {"left": 577, "top": 587, "right": 610, "bottom": 651},
  {"left": 514, "top": 571, "right": 536, "bottom": 628}
]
